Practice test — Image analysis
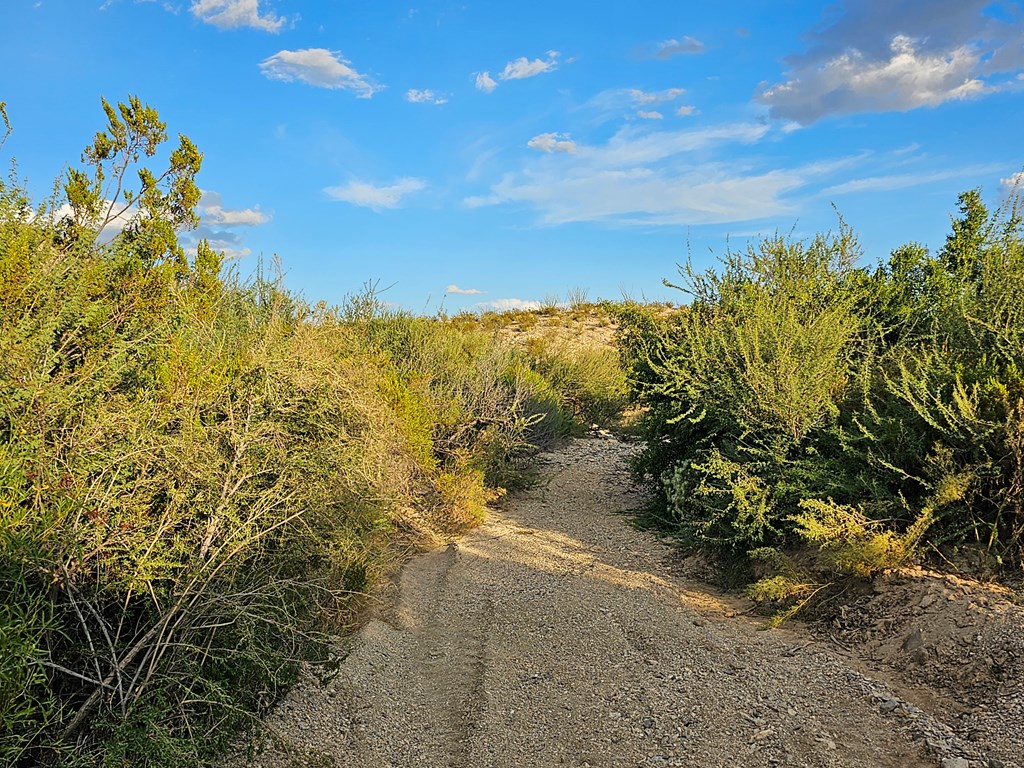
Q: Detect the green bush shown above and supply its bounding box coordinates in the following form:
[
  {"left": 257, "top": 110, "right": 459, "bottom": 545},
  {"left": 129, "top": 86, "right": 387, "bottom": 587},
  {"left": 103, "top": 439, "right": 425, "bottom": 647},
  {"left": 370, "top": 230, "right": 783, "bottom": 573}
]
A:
[
  {"left": 0, "top": 97, "right": 625, "bottom": 766},
  {"left": 621, "top": 191, "right": 1024, "bottom": 572},
  {"left": 619, "top": 226, "right": 867, "bottom": 550}
]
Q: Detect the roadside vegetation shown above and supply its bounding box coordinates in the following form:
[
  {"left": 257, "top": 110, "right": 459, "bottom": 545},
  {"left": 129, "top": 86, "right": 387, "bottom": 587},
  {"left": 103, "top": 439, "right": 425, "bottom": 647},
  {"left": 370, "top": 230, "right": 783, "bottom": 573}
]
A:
[
  {"left": 0, "top": 98, "right": 626, "bottom": 766},
  {"left": 617, "top": 189, "right": 1024, "bottom": 621}
]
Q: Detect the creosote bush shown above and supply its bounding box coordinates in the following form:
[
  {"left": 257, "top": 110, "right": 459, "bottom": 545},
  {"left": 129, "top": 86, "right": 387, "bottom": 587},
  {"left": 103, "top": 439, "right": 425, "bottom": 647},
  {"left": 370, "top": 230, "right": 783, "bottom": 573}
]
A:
[
  {"left": 619, "top": 191, "right": 1024, "bottom": 618},
  {"left": 0, "top": 98, "right": 625, "bottom": 766}
]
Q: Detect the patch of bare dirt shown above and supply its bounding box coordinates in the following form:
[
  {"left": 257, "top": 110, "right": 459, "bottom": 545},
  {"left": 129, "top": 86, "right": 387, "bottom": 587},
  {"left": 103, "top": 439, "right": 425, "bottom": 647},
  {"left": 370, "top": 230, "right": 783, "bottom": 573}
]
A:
[{"left": 811, "top": 568, "right": 1024, "bottom": 768}]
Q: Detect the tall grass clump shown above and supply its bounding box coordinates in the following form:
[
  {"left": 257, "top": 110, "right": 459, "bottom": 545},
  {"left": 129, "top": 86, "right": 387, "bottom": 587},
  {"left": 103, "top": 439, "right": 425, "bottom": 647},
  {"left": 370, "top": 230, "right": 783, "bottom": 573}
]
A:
[
  {"left": 619, "top": 192, "right": 1024, "bottom": 598},
  {"left": 0, "top": 97, "right": 622, "bottom": 766},
  {"left": 525, "top": 335, "right": 629, "bottom": 428}
]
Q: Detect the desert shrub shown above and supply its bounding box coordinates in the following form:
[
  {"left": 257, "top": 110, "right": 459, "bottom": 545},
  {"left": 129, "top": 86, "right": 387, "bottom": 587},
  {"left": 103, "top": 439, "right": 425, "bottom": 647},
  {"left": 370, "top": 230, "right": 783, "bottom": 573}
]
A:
[
  {"left": 622, "top": 189, "right": 1024, "bottom": 578},
  {"left": 0, "top": 222, "right": 411, "bottom": 764},
  {"left": 619, "top": 226, "right": 867, "bottom": 550},
  {"left": 0, "top": 97, "right": 624, "bottom": 767},
  {"left": 348, "top": 310, "right": 570, "bottom": 489},
  {"left": 855, "top": 191, "right": 1024, "bottom": 564}
]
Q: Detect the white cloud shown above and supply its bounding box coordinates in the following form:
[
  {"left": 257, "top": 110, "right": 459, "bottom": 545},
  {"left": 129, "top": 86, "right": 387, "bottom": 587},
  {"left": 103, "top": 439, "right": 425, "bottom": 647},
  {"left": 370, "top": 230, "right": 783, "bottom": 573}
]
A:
[
  {"left": 500, "top": 51, "right": 559, "bottom": 81},
  {"left": 629, "top": 87, "right": 685, "bottom": 105},
  {"left": 476, "top": 298, "right": 542, "bottom": 311},
  {"left": 591, "top": 122, "right": 769, "bottom": 167},
  {"left": 48, "top": 200, "right": 135, "bottom": 240},
  {"left": 675, "top": 105, "right": 698, "bottom": 117},
  {"left": 260, "top": 49, "right": 382, "bottom": 97},
  {"left": 475, "top": 51, "right": 563, "bottom": 94},
  {"left": 474, "top": 166, "right": 806, "bottom": 227},
  {"left": 587, "top": 88, "right": 687, "bottom": 120},
  {"left": 406, "top": 88, "right": 448, "bottom": 104},
  {"left": 759, "top": 35, "right": 987, "bottom": 124},
  {"left": 197, "top": 190, "right": 269, "bottom": 226},
  {"left": 527, "top": 132, "right": 577, "bottom": 154},
  {"left": 475, "top": 71, "right": 498, "bottom": 93},
  {"left": 464, "top": 122, "right": 811, "bottom": 227},
  {"left": 446, "top": 284, "right": 485, "bottom": 295},
  {"left": 636, "top": 111, "right": 664, "bottom": 120},
  {"left": 324, "top": 178, "right": 426, "bottom": 211},
  {"left": 190, "top": 0, "right": 284, "bottom": 32},
  {"left": 821, "top": 164, "right": 1005, "bottom": 195},
  {"left": 1001, "top": 171, "right": 1024, "bottom": 192},
  {"left": 758, "top": 0, "right": 1024, "bottom": 124},
  {"left": 655, "top": 36, "right": 705, "bottom": 58}
]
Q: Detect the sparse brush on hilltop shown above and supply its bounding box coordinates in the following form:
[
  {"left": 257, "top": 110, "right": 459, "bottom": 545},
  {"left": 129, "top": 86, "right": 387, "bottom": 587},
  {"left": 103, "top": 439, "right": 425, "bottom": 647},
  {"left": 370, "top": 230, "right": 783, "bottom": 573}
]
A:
[
  {"left": 617, "top": 192, "right": 1024, "bottom": 618},
  {"left": 0, "top": 98, "right": 629, "bottom": 766}
]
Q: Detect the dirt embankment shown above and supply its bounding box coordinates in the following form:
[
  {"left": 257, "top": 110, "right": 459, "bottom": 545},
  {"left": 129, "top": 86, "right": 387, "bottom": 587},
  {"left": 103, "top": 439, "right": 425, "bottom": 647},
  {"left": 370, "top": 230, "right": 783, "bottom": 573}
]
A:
[{"left": 227, "top": 437, "right": 1023, "bottom": 768}]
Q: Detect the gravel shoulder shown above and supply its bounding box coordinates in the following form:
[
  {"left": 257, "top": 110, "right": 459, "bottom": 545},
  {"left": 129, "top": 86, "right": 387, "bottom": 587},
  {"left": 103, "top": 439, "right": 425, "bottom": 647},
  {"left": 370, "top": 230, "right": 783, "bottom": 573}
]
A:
[{"left": 227, "top": 437, "right": 1022, "bottom": 768}]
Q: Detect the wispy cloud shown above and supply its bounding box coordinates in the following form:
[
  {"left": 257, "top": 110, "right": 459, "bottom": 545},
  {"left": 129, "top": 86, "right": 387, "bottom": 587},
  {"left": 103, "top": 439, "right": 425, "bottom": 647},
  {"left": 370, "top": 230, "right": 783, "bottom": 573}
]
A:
[
  {"left": 260, "top": 49, "right": 382, "bottom": 97},
  {"left": 190, "top": 0, "right": 284, "bottom": 32},
  {"left": 464, "top": 122, "right": 806, "bottom": 227},
  {"left": 675, "top": 105, "right": 698, "bottom": 117},
  {"left": 592, "top": 123, "right": 769, "bottom": 167},
  {"left": 629, "top": 87, "right": 686, "bottom": 105},
  {"left": 636, "top": 111, "right": 664, "bottom": 120},
  {"left": 406, "top": 88, "right": 448, "bottom": 105},
  {"left": 820, "top": 163, "right": 1004, "bottom": 196},
  {"left": 446, "top": 284, "right": 485, "bottom": 295},
  {"left": 588, "top": 87, "right": 687, "bottom": 121},
  {"left": 655, "top": 36, "right": 705, "bottom": 58},
  {"left": 324, "top": 178, "right": 426, "bottom": 211},
  {"left": 527, "top": 132, "right": 577, "bottom": 154},
  {"left": 475, "top": 71, "right": 498, "bottom": 93}
]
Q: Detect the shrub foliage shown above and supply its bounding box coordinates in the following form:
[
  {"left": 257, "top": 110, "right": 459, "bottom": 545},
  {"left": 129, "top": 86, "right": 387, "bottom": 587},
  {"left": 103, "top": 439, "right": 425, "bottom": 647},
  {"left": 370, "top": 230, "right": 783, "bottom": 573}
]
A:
[
  {"left": 619, "top": 192, "right": 1024, "bottom": 580},
  {"left": 0, "top": 98, "right": 615, "bottom": 766}
]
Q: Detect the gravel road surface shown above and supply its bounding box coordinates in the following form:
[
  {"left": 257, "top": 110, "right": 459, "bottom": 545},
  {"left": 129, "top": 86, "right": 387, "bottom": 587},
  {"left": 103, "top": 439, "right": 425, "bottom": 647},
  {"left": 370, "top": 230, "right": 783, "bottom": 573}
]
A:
[{"left": 230, "top": 437, "right": 1017, "bottom": 768}]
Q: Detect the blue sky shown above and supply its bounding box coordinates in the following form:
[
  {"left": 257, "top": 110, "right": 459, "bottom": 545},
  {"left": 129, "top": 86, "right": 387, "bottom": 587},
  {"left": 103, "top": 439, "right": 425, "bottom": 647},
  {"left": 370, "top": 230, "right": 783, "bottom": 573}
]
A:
[{"left": 3, "top": 1, "right": 1023, "bottom": 311}]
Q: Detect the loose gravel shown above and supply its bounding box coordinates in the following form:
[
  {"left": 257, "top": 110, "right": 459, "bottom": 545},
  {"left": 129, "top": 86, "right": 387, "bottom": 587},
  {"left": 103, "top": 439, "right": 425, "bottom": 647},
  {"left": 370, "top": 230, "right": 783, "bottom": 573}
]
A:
[{"left": 227, "top": 437, "right": 1021, "bottom": 768}]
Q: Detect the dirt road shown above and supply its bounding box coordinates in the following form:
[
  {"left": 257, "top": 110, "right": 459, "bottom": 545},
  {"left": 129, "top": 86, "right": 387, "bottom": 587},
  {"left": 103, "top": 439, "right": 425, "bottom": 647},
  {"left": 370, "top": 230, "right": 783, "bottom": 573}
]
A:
[{"left": 231, "top": 438, "right": 1019, "bottom": 768}]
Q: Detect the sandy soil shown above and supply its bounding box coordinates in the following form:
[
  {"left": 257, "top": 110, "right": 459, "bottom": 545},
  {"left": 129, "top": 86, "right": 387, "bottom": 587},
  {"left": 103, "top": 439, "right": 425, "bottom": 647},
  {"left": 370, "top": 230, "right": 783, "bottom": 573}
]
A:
[{"left": 226, "top": 437, "right": 1021, "bottom": 768}]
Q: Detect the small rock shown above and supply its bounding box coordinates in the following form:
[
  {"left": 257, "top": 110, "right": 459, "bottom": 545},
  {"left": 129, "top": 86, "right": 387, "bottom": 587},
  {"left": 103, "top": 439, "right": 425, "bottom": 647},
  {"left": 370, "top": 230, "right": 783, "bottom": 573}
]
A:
[
  {"left": 941, "top": 759, "right": 970, "bottom": 768},
  {"left": 902, "top": 628, "right": 925, "bottom": 653}
]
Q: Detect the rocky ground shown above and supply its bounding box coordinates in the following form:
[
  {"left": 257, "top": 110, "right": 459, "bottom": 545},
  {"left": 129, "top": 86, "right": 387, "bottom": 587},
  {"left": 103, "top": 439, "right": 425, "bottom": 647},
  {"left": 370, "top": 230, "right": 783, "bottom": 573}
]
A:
[{"left": 226, "top": 437, "right": 1023, "bottom": 768}]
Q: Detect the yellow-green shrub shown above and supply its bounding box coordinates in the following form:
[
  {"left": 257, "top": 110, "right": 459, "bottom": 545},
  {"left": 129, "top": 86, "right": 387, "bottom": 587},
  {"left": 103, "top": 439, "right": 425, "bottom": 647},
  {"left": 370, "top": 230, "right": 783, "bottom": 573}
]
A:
[{"left": 0, "top": 97, "right": 629, "bottom": 767}]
